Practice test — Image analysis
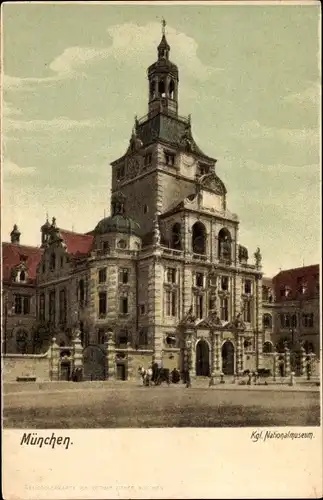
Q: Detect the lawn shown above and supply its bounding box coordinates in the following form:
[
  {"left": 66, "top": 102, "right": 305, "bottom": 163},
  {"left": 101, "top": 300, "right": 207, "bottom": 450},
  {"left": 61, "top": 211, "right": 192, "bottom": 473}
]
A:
[{"left": 3, "top": 385, "right": 320, "bottom": 428}]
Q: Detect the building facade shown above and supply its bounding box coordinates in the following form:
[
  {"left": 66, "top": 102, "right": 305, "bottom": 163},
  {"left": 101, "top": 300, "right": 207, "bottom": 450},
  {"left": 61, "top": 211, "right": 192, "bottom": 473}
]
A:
[{"left": 3, "top": 26, "right": 319, "bottom": 380}]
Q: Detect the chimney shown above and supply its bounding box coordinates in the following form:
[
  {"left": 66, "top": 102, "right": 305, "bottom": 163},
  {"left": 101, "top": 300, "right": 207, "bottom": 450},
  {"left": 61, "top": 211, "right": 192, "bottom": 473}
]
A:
[{"left": 10, "top": 224, "right": 21, "bottom": 244}]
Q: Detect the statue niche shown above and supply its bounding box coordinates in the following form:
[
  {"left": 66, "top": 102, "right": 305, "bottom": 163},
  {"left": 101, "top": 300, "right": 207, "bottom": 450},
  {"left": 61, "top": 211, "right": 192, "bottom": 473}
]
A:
[{"left": 218, "top": 228, "right": 232, "bottom": 262}]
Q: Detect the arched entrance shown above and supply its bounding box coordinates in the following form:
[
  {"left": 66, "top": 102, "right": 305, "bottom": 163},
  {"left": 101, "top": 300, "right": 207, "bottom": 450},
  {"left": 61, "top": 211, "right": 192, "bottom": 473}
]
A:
[
  {"left": 196, "top": 339, "right": 210, "bottom": 376},
  {"left": 221, "top": 341, "right": 235, "bottom": 375}
]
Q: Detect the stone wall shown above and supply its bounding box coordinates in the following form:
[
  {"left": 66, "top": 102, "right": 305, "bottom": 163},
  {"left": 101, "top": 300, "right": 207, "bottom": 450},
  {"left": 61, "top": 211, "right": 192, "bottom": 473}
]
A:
[{"left": 3, "top": 353, "right": 51, "bottom": 382}]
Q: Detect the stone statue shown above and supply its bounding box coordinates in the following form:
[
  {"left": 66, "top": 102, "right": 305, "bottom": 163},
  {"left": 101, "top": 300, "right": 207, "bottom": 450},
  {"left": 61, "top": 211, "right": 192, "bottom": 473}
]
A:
[
  {"left": 153, "top": 214, "right": 161, "bottom": 246},
  {"left": 233, "top": 313, "right": 245, "bottom": 329},
  {"left": 182, "top": 306, "right": 196, "bottom": 325},
  {"left": 220, "top": 236, "right": 231, "bottom": 259},
  {"left": 254, "top": 247, "right": 262, "bottom": 268}
]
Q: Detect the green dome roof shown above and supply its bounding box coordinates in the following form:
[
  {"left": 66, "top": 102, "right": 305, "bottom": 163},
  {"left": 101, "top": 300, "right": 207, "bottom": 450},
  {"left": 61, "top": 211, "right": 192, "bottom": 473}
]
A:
[{"left": 94, "top": 214, "right": 141, "bottom": 237}]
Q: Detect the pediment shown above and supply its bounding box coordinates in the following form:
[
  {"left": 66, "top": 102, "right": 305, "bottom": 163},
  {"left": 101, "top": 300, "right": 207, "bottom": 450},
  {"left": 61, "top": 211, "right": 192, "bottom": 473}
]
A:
[{"left": 199, "top": 172, "right": 227, "bottom": 195}]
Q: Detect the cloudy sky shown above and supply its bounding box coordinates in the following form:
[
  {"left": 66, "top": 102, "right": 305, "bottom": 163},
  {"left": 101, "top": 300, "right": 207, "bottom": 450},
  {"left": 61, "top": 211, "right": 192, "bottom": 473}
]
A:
[{"left": 2, "top": 1, "right": 321, "bottom": 277}]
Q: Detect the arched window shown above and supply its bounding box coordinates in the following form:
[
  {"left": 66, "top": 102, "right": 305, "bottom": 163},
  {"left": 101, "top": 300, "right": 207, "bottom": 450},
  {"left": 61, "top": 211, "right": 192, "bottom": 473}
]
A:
[
  {"left": 158, "top": 80, "right": 166, "bottom": 98},
  {"left": 143, "top": 204, "right": 149, "bottom": 214},
  {"left": 50, "top": 253, "right": 56, "bottom": 271},
  {"left": 79, "top": 279, "right": 85, "bottom": 303},
  {"left": 218, "top": 228, "right": 232, "bottom": 261},
  {"left": 171, "top": 223, "right": 182, "bottom": 250},
  {"left": 20, "top": 270, "right": 26, "bottom": 282},
  {"left": 150, "top": 80, "right": 156, "bottom": 100},
  {"left": 16, "top": 329, "right": 28, "bottom": 354},
  {"left": 263, "top": 313, "right": 272, "bottom": 329},
  {"left": 263, "top": 341, "right": 273, "bottom": 353},
  {"left": 192, "top": 221, "right": 206, "bottom": 255},
  {"left": 169, "top": 79, "right": 175, "bottom": 99}
]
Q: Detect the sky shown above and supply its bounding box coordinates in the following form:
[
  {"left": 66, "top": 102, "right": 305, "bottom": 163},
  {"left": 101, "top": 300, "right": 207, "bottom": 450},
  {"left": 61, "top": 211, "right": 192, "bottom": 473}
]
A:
[{"left": 2, "top": 1, "right": 321, "bottom": 278}]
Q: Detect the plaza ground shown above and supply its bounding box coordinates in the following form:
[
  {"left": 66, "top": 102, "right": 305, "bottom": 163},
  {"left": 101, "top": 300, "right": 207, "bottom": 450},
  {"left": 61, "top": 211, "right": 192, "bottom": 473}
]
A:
[{"left": 3, "top": 379, "right": 320, "bottom": 428}]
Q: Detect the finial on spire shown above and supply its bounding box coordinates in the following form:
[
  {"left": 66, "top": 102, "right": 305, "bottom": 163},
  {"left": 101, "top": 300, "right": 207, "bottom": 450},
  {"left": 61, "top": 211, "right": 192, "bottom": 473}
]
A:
[{"left": 162, "top": 18, "right": 166, "bottom": 36}]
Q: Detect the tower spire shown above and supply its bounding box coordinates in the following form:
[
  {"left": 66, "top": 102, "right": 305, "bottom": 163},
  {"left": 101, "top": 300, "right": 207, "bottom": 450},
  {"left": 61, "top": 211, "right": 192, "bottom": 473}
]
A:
[{"left": 162, "top": 18, "right": 166, "bottom": 36}]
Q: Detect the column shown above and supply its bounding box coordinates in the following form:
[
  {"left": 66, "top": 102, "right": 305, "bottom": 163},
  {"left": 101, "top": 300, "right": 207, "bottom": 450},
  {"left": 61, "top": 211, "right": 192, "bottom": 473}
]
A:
[
  {"left": 236, "top": 335, "right": 241, "bottom": 375},
  {"left": 50, "top": 337, "right": 60, "bottom": 381},
  {"left": 210, "top": 331, "right": 216, "bottom": 375},
  {"left": 300, "top": 346, "right": 306, "bottom": 376},
  {"left": 215, "top": 333, "right": 221, "bottom": 375},
  {"left": 127, "top": 342, "right": 134, "bottom": 380},
  {"left": 273, "top": 352, "right": 278, "bottom": 381},
  {"left": 105, "top": 331, "right": 116, "bottom": 380},
  {"left": 284, "top": 346, "right": 291, "bottom": 377},
  {"left": 72, "top": 329, "right": 83, "bottom": 377}
]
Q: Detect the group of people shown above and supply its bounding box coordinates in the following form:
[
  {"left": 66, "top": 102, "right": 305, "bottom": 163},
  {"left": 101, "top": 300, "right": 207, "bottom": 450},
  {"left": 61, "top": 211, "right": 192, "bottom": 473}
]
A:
[{"left": 138, "top": 363, "right": 192, "bottom": 388}]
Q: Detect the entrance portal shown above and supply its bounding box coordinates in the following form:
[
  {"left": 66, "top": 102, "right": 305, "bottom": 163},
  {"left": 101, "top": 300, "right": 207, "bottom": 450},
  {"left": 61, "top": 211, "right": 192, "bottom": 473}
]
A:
[
  {"left": 221, "top": 341, "right": 235, "bottom": 375},
  {"left": 196, "top": 339, "right": 210, "bottom": 376}
]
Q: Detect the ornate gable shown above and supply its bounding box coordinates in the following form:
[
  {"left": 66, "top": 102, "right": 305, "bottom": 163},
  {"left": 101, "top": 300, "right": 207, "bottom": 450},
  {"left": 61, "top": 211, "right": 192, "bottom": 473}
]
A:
[{"left": 198, "top": 172, "right": 227, "bottom": 195}]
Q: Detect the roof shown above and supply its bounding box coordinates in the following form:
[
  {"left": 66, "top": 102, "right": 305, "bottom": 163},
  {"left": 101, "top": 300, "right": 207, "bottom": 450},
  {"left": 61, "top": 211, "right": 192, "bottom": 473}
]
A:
[
  {"left": 93, "top": 215, "right": 141, "bottom": 237},
  {"left": 2, "top": 242, "right": 43, "bottom": 282},
  {"left": 59, "top": 230, "right": 94, "bottom": 257},
  {"left": 136, "top": 113, "right": 215, "bottom": 162},
  {"left": 272, "top": 264, "right": 319, "bottom": 301}
]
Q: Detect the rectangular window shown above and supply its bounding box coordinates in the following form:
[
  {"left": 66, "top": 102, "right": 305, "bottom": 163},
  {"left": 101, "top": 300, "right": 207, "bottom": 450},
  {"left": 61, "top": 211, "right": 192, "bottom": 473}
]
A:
[
  {"left": 98, "top": 268, "right": 107, "bottom": 283},
  {"left": 50, "top": 253, "right": 56, "bottom": 271},
  {"left": 22, "top": 296, "right": 30, "bottom": 314},
  {"left": 119, "top": 268, "right": 129, "bottom": 284},
  {"left": 221, "top": 276, "right": 229, "bottom": 291},
  {"left": 116, "top": 164, "right": 125, "bottom": 180},
  {"left": 243, "top": 301, "right": 251, "bottom": 323},
  {"left": 99, "top": 292, "right": 107, "bottom": 316},
  {"left": 195, "top": 272, "right": 204, "bottom": 288},
  {"left": 165, "top": 290, "right": 177, "bottom": 317},
  {"left": 39, "top": 293, "right": 45, "bottom": 321},
  {"left": 195, "top": 294, "right": 204, "bottom": 319},
  {"left": 139, "top": 304, "right": 146, "bottom": 315},
  {"left": 49, "top": 290, "right": 56, "bottom": 324},
  {"left": 291, "top": 314, "right": 297, "bottom": 328},
  {"left": 59, "top": 289, "right": 67, "bottom": 324},
  {"left": 117, "top": 329, "right": 128, "bottom": 346},
  {"left": 244, "top": 280, "right": 252, "bottom": 294},
  {"left": 139, "top": 327, "right": 148, "bottom": 347},
  {"left": 120, "top": 296, "right": 129, "bottom": 314},
  {"left": 166, "top": 268, "right": 176, "bottom": 284},
  {"left": 220, "top": 297, "right": 229, "bottom": 321},
  {"left": 165, "top": 153, "right": 175, "bottom": 166},
  {"left": 144, "top": 153, "right": 152, "bottom": 166}
]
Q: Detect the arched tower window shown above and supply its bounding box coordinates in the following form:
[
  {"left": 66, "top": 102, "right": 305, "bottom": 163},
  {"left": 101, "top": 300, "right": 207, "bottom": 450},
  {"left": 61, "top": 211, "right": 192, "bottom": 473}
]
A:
[
  {"left": 192, "top": 222, "right": 207, "bottom": 255},
  {"left": 158, "top": 80, "right": 166, "bottom": 98},
  {"left": 149, "top": 80, "right": 156, "bottom": 100},
  {"left": 169, "top": 79, "right": 175, "bottom": 99},
  {"left": 171, "top": 223, "right": 182, "bottom": 250},
  {"left": 218, "top": 228, "right": 232, "bottom": 261}
]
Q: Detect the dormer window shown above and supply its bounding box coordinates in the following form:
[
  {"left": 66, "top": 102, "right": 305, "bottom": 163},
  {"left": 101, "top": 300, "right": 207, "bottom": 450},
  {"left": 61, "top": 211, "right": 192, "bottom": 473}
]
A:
[
  {"left": 165, "top": 152, "right": 175, "bottom": 167},
  {"left": 19, "top": 270, "right": 26, "bottom": 282},
  {"left": 198, "top": 164, "right": 210, "bottom": 176}
]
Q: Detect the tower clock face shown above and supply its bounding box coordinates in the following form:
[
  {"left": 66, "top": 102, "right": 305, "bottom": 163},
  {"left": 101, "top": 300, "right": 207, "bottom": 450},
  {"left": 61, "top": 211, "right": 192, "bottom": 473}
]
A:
[{"left": 127, "top": 156, "right": 140, "bottom": 178}]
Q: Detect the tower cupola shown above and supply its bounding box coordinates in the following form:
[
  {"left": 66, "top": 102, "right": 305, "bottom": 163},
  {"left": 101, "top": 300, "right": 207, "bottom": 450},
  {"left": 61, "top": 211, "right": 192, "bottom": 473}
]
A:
[{"left": 147, "top": 20, "right": 179, "bottom": 118}]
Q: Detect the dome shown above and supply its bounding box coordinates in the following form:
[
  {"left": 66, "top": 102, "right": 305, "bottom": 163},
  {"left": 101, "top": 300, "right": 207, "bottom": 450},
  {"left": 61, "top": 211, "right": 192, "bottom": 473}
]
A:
[{"left": 94, "top": 214, "right": 141, "bottom": 237}]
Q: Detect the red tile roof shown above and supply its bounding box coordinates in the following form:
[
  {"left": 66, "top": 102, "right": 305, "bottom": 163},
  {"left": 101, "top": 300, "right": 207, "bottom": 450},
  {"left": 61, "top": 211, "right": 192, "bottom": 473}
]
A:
[
  {"left": 2, "top": 243, "right": 43, "bottom": 282},
  {"left": 59, "top": 230, "right": 93, "bottom": 257},
  {"left": 272, "top": 264, "right": 320, "bottom": 301}
]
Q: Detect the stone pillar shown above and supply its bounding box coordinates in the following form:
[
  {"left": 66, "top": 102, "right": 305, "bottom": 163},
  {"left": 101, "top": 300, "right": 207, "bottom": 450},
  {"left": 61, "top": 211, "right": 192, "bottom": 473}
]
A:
[
  {"left": 273, "top": 352, "right": 278, "bottom": 381},
  {"left": 210, "top": 331, "right": 216, "bottom": 375},
  {"left": 236, "top": 334, "right": 243, "bottom": 375},
  {"left": 284, "top": 346, "right": 291, "bottom": 377},
  {"left": 50, "top": 337, "right": 60, "bottom": 381},
  {"left": 300, "top": 347, "right": 306, "bottom": 376},
  {"left": 126, "top": 342, "right": 134, "bottom": 380},
  {"left": 72, "top": 329, "right": 83, "bottom": 376},
  {"left": 105, "top": 330, "right": 116, "bottom": 380},
  {"left": 214, "top": 333, "right": 221, "bottom": 374}
]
